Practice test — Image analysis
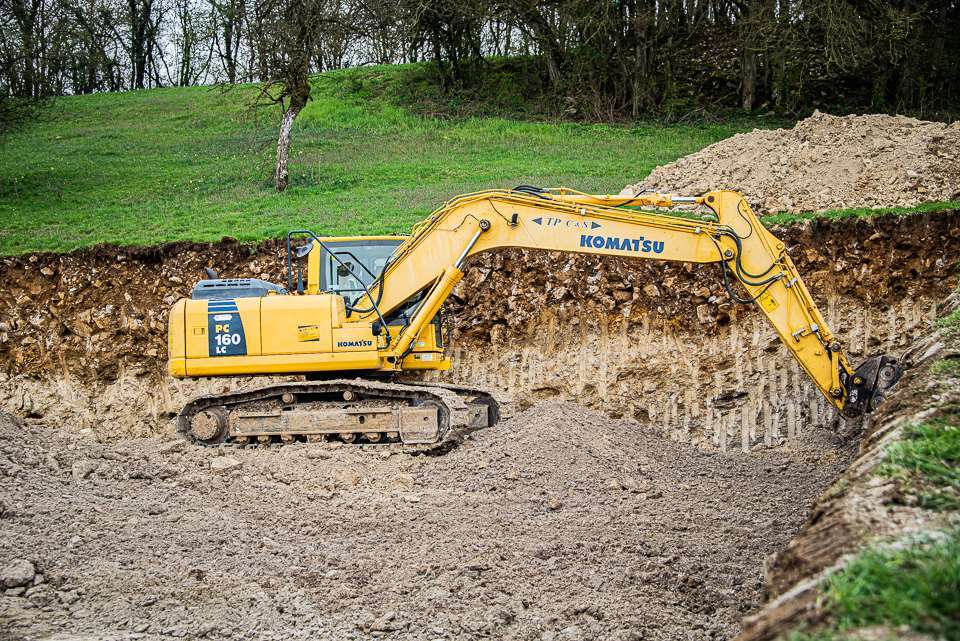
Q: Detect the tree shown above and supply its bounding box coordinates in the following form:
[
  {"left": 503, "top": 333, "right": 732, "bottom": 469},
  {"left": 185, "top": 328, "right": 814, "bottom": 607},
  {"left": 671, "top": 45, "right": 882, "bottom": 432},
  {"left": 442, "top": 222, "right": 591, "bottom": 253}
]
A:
[
  {"left": 171, "top": 0, "right": 214, "bottom": 86},
  {"left": 255, "top": 0, "right": 325, "bottom": 192},
  {"left": 3, "top": 0, "right": 42, "bottom": 97},
  {"left": 123, "top": 0, "right": 160, "bottom": 89},
  {"left": 211, "top": 0, "right": 244, "bottom": 82}
]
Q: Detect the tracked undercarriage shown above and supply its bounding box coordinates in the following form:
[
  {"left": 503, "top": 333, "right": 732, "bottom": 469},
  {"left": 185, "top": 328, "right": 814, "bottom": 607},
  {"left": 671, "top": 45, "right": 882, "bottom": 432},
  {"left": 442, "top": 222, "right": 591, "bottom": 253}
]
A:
[{"left": 177, "top": 379, "right": 506, "bottom": 452}]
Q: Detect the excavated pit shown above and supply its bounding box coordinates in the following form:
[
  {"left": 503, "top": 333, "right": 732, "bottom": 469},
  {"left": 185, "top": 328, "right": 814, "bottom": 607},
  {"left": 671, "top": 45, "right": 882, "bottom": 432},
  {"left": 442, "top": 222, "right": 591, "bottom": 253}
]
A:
[
  {"left": 0, "top": 402, "right": 854, "bottom": 640},
  {"left": 1, "top": 213, "right": 959, "bottom": 640}
]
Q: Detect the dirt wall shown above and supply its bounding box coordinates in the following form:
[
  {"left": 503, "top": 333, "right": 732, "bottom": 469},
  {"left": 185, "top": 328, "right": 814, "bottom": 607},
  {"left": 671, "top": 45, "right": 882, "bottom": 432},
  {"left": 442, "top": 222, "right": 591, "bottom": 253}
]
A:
[
  {"left": 442, "top": 213, "right": 960, "bottom": 449},
  {"left": 1, "top": 213, "right": 959, "bottom": 445}
]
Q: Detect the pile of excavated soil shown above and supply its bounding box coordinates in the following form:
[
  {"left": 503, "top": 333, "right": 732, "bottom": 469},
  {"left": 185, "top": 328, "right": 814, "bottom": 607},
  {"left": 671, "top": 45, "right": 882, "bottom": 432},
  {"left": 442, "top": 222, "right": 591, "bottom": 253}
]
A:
[
  {"left": 623, "top": 111, "right": 960, "bottom": 214},
  {"left": 0, "top": 404, "right": 853, "bottom": 640}
]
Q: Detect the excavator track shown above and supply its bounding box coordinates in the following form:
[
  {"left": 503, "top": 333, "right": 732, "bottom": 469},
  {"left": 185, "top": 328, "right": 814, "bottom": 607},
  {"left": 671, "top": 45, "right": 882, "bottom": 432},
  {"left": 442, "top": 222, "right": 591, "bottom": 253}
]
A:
[{"left": 176, "top": 379, "right": 503, "bottom": 452}]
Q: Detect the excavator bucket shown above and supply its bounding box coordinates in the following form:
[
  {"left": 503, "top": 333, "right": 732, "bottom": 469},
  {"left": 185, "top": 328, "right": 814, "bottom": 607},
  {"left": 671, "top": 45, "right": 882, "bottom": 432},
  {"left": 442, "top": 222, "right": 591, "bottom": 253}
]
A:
[{"left": 841, "top": 355, "right": 903, "bottom": 418}]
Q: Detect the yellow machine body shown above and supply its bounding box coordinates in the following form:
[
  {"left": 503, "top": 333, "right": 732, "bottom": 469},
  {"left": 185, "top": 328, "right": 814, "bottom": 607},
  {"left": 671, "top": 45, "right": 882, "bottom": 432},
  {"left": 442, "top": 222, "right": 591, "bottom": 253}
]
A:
[
  {"left": 168, "top": 189, "right": 900, "bottom": 419},
  {"left": 167, "top": 235, "right": 449, "bottom": 378}
]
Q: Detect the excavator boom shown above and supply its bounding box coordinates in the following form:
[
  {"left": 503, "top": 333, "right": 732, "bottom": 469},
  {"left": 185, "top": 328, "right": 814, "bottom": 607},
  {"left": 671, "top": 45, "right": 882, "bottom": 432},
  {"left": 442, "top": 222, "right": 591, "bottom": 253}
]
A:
[{"left": 167, "top": 187, "right": 901, "bottom": 447}]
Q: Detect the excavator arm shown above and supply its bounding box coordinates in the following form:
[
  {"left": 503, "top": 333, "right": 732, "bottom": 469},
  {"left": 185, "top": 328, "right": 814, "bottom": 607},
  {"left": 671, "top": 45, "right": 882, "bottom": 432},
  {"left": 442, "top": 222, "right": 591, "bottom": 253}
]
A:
[{"left": 343, "top": 187, "right": 900, "bottom": 418}]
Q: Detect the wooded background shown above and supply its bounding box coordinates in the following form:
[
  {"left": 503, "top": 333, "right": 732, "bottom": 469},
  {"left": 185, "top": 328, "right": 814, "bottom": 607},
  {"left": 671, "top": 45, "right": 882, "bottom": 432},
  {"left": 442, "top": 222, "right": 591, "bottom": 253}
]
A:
[{"left": 2, "top": 0, "right": 958, "bottom": 123}]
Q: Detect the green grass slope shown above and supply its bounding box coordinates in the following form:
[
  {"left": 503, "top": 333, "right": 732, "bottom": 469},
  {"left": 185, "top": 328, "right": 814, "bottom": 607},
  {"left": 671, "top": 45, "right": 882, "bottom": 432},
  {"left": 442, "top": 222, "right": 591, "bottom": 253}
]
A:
[{"left": 0, "top": 65, "right": 764, "bottom": 254}]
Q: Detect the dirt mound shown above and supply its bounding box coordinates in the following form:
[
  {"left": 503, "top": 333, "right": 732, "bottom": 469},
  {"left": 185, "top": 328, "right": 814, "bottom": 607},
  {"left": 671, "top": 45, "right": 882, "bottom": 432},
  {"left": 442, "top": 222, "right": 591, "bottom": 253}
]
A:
[
  {"left": 0, "top": 404, "right": 853, "bottom": 640},
  {"left": 445, "top": 402, "right": 851, "bottom": 492},
  {"left": 623, "top": 111, "right": 960, "bottom": 214}
]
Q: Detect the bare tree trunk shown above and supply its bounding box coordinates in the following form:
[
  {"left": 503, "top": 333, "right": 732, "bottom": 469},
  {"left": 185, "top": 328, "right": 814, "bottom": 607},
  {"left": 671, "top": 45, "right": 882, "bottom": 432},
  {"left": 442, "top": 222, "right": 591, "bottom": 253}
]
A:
[
  {"left": 741, "top": 47, "right": 757, "bottom": 110},
  {"left": 275, "top": 103, "right": 302, "bottom": 192}
]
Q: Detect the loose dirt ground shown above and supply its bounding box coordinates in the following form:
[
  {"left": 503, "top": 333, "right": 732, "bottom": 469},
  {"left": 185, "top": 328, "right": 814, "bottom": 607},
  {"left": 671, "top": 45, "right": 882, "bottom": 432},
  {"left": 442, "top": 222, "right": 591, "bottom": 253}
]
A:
[{"left": 1, "top": 403, "right": 854, "bottom": 641}]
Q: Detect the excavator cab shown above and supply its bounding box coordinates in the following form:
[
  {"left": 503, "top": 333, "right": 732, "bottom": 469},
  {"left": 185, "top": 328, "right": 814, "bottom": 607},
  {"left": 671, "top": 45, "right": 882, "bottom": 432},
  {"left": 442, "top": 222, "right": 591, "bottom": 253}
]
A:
[
  {"left": 286, "top": 234, "right": 443, "bottom": 353},
  {"left": 315, "top": 237, "right": 402, "bottom": 301}
]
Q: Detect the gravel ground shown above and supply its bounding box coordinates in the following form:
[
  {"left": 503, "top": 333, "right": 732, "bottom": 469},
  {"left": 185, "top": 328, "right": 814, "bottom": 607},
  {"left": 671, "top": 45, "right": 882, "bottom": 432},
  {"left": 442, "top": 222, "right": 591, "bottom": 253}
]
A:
[{"left": 0, "top": 403, "right": 855, "bottom": 641}]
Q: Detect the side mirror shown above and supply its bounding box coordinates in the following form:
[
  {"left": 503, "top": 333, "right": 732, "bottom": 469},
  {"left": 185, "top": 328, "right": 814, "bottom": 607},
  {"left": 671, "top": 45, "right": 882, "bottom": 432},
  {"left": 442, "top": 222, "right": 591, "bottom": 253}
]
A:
[{"left": 204, "top": 267, "right": 219, "bottom": 280}]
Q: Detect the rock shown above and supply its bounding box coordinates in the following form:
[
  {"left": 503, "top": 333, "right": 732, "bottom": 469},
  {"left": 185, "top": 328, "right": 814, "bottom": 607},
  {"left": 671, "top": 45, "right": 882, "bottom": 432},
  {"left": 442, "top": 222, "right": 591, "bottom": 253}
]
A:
[
  {"left": 370, "top": 611, "right": 399, "bottom": 632},
  {"left": 71, "top": 459, "right": 97, "bottom": 481},
  {"left": 58, "top": 590, "right": 81, "bottom": 605},
  {"left": 334, "top": 468, "right": 361, "bottom": 487},
  {"left": 5, "top": 586, "right": 26, "bottom": 597},
  {"left": 1, "top": 559, "right": 36, "bottom": 588},
  {"left": 696, "top": 304, "right": 714, "bottom": 324},
  {"left": 44, "top": 453, "right": 60, "bottom": 472},
  {"left": 210, "top": 456, "right": 242, "bottom": 473},
  {"left": 621, "top": 478, "right": 652, "bottom": 494},
  {"left": 546, "top": 497, "right": 563, "bottom": 511},
  {"left": 642, "top": 284, "right": 660, "bottom": 298},
  {"left": 464, "top": 556, "right": 490, "bottom": 571},
  {"left": 389, "top": 473, "right": 415, "bottom": 491},
  {"left": 157, "top": 440, "right": 185, "bottom": 455},
  {"left": 26, "top": 585, "right": 53, "bottom": 606}
]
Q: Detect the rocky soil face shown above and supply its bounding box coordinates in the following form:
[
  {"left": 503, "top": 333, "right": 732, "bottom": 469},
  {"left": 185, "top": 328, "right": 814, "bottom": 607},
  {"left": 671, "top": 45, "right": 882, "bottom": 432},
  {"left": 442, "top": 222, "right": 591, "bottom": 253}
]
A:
[
  {"left": 623, "top": 112, "right": 960, "bottom": 214},
  {"left": 2, "top": 214, "right": 958, "bottom": 449},
  {"left": 0, "top": 401, "right": 853, "bottom": 641}
]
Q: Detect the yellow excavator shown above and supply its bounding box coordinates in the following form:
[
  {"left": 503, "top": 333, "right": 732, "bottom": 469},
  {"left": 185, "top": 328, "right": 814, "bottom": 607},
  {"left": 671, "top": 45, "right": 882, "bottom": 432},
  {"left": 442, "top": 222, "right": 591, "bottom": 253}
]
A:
[{"left": 168, "top": 187, "right": 901, "bottom": 448}]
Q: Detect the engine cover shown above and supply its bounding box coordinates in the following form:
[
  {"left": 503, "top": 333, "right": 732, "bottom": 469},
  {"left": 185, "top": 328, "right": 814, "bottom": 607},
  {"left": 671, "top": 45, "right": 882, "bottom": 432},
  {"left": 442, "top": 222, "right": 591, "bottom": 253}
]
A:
[{"left": 190, "top": 278, "right": 286, "bottom": 300}]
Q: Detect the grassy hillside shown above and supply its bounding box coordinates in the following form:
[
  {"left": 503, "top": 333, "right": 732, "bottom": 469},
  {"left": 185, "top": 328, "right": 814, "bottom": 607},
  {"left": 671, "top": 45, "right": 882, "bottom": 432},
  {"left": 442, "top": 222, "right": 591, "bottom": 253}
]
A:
[{"left": 0, "top": 65, "right": 769, "bottom": 254}]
